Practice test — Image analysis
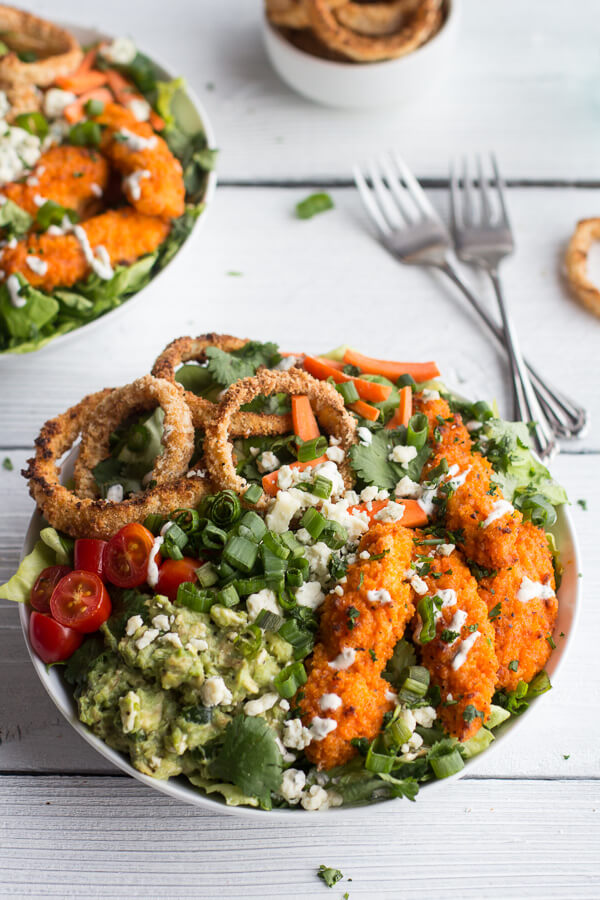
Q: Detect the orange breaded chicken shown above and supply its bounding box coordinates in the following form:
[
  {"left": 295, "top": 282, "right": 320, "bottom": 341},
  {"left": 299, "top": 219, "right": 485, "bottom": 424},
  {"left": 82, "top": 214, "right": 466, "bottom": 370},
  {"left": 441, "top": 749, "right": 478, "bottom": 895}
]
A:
[
  {"left": 299, "top": 522, "right": 414, "bottom": 770},
  {"left": 0, "top": 146, "right": 110, "bottom": 221},
  {"left": 1, "top": 208, "right": 170, "bottom": 291},
  {"left": 410, "top": 541, "right": 498, "bottom": 741},
  {"left": 96, "top": 103, "right": 185, "bottom": 220},
  {"left": 478, "top": 520, "right": 557, "bottom": 691},
  {"left": 416, "top": 392, "right": 522, "bottom": 570}
]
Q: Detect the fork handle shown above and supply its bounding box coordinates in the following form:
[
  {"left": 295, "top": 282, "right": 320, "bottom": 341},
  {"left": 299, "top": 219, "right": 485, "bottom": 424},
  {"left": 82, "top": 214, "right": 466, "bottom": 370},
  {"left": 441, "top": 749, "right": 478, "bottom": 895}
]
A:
[{"left": 438, "top": 261, "right": 588, "bottom": 441}]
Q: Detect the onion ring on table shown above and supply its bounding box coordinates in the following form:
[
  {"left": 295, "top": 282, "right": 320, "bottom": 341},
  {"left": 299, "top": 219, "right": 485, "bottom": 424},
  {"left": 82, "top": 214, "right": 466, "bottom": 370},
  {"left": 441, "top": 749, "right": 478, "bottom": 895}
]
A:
[
  {"left": 203, "top": 368, "right": 357, "bottom": 510},
  {"left": 151, "top": 333, "right": 294, "bottom": 436},
  {"left": 23, "top": 389, "right": 212, "bottom": 541},
  {"left": 0, "top": 6, "right": 82, "bottom": 87},
  {"left": 73, "top": 375, "right": 195, "bottom": 500},
  {"left": 565, "top": 218, "right": 600, "bottom": 318},
  {"left": 306, "top": 0, "right": 441, "bottom": 61},
  {"left": 335, "top": 0, "right": 422, "bottom": 38}
]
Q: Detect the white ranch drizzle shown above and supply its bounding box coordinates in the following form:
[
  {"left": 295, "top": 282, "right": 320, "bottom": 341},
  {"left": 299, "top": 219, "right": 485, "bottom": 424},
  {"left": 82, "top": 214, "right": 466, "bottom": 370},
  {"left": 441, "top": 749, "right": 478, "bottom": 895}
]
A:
[
  {"left": 517, "top": 575, "right": 555, "bottom": 603},
  {"left": 7, "top": 273, "right": 25, "bottom": 307},
  {"left": 328, "top": 647, "right": 356, "bottom": 671},
  {"left": 73, "top": 225, "right": 114, "bottom": 280},
  {"left": 482, "top": 499, "right": 514, "bottom": 528},
  {"left": 452, "top": 632, "right": 480, "bottom": 670}
]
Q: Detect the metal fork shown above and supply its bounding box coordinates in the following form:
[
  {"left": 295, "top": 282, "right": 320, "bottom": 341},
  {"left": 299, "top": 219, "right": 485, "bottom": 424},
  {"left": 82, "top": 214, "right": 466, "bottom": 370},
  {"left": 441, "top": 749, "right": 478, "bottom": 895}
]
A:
[{"left": 353, "top": 153, "right": 588, "bottom": 456}]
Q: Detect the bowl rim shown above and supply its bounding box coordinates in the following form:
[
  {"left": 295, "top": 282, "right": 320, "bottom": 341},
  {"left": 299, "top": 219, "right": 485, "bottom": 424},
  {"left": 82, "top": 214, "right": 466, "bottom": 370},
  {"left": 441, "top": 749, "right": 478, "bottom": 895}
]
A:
[
  {"left": 0, "top": 20, "right": 217, "bottom": 361},
  {"left": 16, "top": 430, "right": 582, "bottom": 820},
  {"left": 262, "top": 0, "right": 459, "bottom": 72}
]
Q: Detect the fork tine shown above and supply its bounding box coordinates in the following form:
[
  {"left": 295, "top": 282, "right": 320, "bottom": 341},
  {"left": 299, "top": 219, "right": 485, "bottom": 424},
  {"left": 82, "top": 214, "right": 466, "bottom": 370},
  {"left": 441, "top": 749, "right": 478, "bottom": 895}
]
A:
[
  {"left": 378, "top": 154, "right": 416, "bottom": 224},
  {"left": 461, "top": 156, "right": 475, "bottom": 225},
  {"left": 449, "top": 161, "right": 461, "bottom": 230},
  {"left": 476, "top": 154, "right": 493, "bottom": 223},
  {"left": 490, "top": 153, "right": 511, "bottom": 227},
  {"left": 392, "top": 152, "right": 441, "bottom": 222},
  {"left": 366, "top": 159, "right": 404, "bottom": 230},
  {"left": 353, "top": 165, "right": 392, "bottom": 237}
]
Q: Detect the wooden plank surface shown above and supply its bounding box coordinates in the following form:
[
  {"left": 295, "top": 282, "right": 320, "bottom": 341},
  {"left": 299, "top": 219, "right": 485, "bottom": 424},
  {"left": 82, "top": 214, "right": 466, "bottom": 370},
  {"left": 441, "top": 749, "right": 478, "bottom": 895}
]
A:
[
  {"left": 2, "top": 185, "right": 598, "bottom": 449},
  {"left": 1, "top": 776, "right": 599, "bottom": 899},
  {"left": 35, "top": 0, "right": 600, "bottom": 183}
]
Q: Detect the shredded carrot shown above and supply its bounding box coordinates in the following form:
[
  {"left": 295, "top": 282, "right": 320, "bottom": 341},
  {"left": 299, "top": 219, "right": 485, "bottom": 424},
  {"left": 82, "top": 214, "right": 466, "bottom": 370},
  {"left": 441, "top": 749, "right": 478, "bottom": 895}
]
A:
[
  {"left": 349, "top": 399, "right": 380, "bottom": 422},
  {"left": 74, "top": 47, "right": 98, "bottom": 75},
  {"left": 105, "top": 69, "right": 138, "bottom": 104},
  {"left": 149, "top": 109, "right": 165, "bottom": 131},
  {"left": 385, "top": 385, "right": 412, "bottom": 430},
  {"left": 63, "top": 87, "right": 113, "bottom": 123},
  {"left": 316, "top": 357, "right": 344, "bottom": 371},
  {"left": 55, "top": 69, "right": 108, "bottom": 94},
  {"left": 291, "top": 395, "right": 320, "bottom": 441},
  {"left": 303, "top": 355, "right": 391, "bottom": 403},
  {"left": 343, "top": 349, "right": 440, "bottom": 383},
  {"left": 350, "top": 498, "right": 428, "bottom": 527},
  {"left": 262, "top": 455, "right": 328, "bottom": 496}
]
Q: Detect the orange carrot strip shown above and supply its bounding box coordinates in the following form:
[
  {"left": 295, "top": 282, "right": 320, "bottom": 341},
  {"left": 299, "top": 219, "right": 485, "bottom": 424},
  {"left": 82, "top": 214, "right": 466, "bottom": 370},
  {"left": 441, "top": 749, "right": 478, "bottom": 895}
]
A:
[
  {"left": 385, "top": 385, "right": 412, "bottom": 430},
  {"left": 55, "top": 70, "right": 108, "bottom": 94},
  {"left": 149, "top": 110, "right": 165, "bottom": 131},
  {"left": 74, "top": 47, "right": 98, "bottom": 75},
  {"left": 262, "top": 455, "right": 327, "bottom": 497},
  {"left": 303, "top": 355, "right": 391, "bottom": 403},
  {"left": 349, "top": 399, "right": 380, "bottom": 422},
  {"left": 350, "top": 498, "right": 428, "bottom": 527},
  {"left": 292, "top": 395, "right": 320, "bottom": 441},
  {"left": 105, "top": 69, "right": 138, "bottom": 103},
  {"left": 316, "top": 357, "right": 344, "bottom": 371},
  {"left": 63, "top": 87, "right": 113, "bottom": 123},
  {"left": 343, "top": 348, "right": 440, "bottom": 383}
]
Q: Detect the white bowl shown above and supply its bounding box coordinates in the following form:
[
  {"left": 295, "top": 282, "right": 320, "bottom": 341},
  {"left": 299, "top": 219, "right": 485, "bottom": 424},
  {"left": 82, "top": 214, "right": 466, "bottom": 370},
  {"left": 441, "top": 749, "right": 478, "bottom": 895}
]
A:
[
  {"left": 262, "top": 0, "right": 460, "bottom": 109},
  {"left": 0, "top": 22, "right": 216, "bottom": 360},
  {"left": 16, "top": 445, "right": 581, "bottom": 819}
]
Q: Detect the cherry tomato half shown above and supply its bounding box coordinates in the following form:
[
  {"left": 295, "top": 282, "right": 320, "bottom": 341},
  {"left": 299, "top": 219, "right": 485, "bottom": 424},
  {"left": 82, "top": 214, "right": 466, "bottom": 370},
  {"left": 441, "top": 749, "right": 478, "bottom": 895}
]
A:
[
  {"left": 103, "top": 524, "right": 155, "bottom": 588},
  {"left": 155, "top": 557, "right": 202, "bottom": 602},
  {"left": 29, "top": 610, "right": 83, "bottom": 664},
  {"left": 30, "top": 565, "right": 71, "bottom": 613},
  {"left": 74, "top": 538, "right": 107, "bottom": 578},
  {"left": 50, "top": 570, "right": 112, "bottom": 634}
]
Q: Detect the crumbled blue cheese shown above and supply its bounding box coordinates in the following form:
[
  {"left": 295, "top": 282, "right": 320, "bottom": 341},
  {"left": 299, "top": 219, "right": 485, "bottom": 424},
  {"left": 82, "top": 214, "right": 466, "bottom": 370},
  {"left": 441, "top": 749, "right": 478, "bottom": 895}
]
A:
[
  {"left": 279, "top": 768, "right": 306, "bottom": 803},
  {"left": 200, "top": 676, "right": 232, "bottom": 707},
  {"left": 0, "top": 123, "right": 41, "bottom": 185},
  {"left": 135, "top": 628, "right": 159, "bottom": 650},
  {"left": 300, "top": 784, "right": 342, "bottom": 811},
  {"left": 43, "top": 87, "right": 76, "bottom": 118},
  {"left": 374, "top": 501, "right": 405, "bottom": 523},
  {"left": 161, "top": 632, "right": 183, "bottom": 649},
  {"left": 394, "top": 476, "right": 422, "bottom": 499},
  {"left": 388, "top": 444, "right": 418, "bottom": 465},
  {"left": 246, "top": 588, "right": 282, "bottom": 623},
  {"left": 321, "top": 498, "right": 369, "bottom": 541},
  {"left": 309, "top": 716, "right": 337, "bottom": 741},
  {"left": 265, "top": 490, "right": 303, "bottom": 533},
  {"left": 319, "top": 693, "right": 342, "bottom": 711},
  {"left": 244, "top": 692, "right": 279, "bottom": 716},
  {"left": 127, "top": 98, "right": 151, "bottom": 121},
  {"left": 119, "top": 691, "right": 141, "bottom": 734},
  {"left": 407, "top": 573, "right": 428, "bottom": 595},
  {"left": 357, "top": 426, "right": 372, "bottom": 445},
  {"left": 421, "top": 389, "right": 440, "bottom": 401},
  {"left": 106, "top": 483, "right": 124, "bottom": 502},
  {"left": 305, "top": 542, "right": 332, "bottom": 584},
  {"left": 367, "top": 588, "right": 392, "bottom": 605},
  {"left": 125, "top": 615, "right": 144, "bottom": 636},
  {"left": 413, "top": 706, "right": 437, "bottom": 728},
  {"left": 437, "top": 543, "right": 455, "bottom": 557},
  {"left": 328, "top": 647, "right": 356, "bottom": 671},
  {"left": 296, "top": 580, "right": 326, "bottom": 610},
  {"left": 275, "top": 355, "right": 301, "bottom": 371},
  {"left": 0, "top": 91, "right": 9, "bottom": 119},
  {"left": 360, "top": 485, "right": 379, "bottom": 503},
  {"left": 257, "top": 450, "right": 280, "bottom": 473},
  {"left": 186, "top": 637, "right": 209, "bottom": 653},
  {"left": 325, "top": 445, "right": 345, "bottom": 464},
  {"left": 151, "top": 614, "right": 170, "bottom": 632},
  {"left": 283, "top": 718, "right": 312, "bottom": 750},
  {"left": 101, "top": 37, "right": 137, "bottom": 65}
]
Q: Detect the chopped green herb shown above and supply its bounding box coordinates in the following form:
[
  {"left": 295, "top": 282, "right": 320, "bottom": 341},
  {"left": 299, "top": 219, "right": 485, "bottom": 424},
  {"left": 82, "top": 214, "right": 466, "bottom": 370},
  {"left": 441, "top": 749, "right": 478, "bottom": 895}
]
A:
[
  {"left": 227, "top": 270, "right": 243, "bottom": 276},
  {"left": 546, "top": 635, "right": 556, "bottom": 649},
  {"left": 296, "top": 193, "right": 334, "bottom": 219},
  {"left": 347, "top": 606, "right": 360, "bottom": 630},
  {"left": 317, "top": 865, "right": 343, "bottom": 888},
  {"left": 2, "top": 457, "right": 13, "bottom": 471},
  {"left": 210, "top": 715, "right": 282, "bottom": 807},
  {"left": 508, "top": 659, "right": 519, "bottom": 672},
  {"left": 369, "top": 648, "right": 377, "bottom": 662},
  {"left": 440, "top": 629, "right": 460, "bottom": 644},
  {"left": 488, "top": 602, "right": 502, "bottom": 620},
  {"left": 577, "top": 499, "right": 587, "bottom": 510},
  {"left": 563, "top": 754, "right": 570, "bottom": 760},
  {"left": 463, "top": 704, "right": 484, "bottom": 724}
]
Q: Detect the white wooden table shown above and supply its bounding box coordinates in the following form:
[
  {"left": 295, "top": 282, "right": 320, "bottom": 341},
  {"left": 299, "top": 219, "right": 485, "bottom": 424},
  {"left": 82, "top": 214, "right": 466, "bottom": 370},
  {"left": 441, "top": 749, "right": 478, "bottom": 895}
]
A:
[{"left": 2, "top": 1, "right": 599, "bottom": 896}]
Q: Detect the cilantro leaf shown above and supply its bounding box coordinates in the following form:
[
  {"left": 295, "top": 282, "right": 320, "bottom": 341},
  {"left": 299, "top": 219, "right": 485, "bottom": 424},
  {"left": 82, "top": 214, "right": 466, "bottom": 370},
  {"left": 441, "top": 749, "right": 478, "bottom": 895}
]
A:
[
  {"left": 210, "top": 714, "right": 283, "bottom": 806},
  {"left": 349, "top": 428, "right": 430, "bottom": 490},
  {"left": 317, "top": 866, "right": 343, "bottom": 888},
  {"left": 205, "top": 341, "right": 281, "bottom": 388},
  {"left": 63, "top": 634, "right": 106, "bottom": 690}
]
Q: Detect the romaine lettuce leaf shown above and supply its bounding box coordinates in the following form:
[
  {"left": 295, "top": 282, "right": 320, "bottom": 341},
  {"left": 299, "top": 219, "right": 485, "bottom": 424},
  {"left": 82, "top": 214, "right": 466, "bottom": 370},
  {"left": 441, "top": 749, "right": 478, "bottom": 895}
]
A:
[{"left": 0, "top": 539, "right": 55, "bottom": 602}]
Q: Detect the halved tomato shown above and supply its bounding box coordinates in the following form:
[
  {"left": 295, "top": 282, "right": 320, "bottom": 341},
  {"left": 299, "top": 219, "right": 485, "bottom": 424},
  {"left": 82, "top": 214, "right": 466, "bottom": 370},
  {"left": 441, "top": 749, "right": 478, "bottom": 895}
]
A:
[
  {"left": 30, "top": 565, "right": 71, "bottom": 613},
  {"left": 29, "top": 611, "right": 83, "bottom": 664},
  {"left": 74, "top": 538, "right": 107, "bottom": 578},
  {"left": 103, "top": 523, "right": 155, "bottom": 588},
  {"left": 155, "top": 557, "right": 201, "bottom": 602},
  {"left": 50, "top": 570, "right": 111, "bottom": 633}
]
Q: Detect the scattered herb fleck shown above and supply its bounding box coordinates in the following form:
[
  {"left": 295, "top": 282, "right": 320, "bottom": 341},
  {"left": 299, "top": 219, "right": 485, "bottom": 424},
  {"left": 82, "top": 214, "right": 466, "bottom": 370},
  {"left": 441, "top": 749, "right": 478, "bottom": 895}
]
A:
[
  {"left": 488, "top": 602, "right": 502, "bottom": 620},
  {"left": 577, "top": 499, "right": 587, "bottom": 510},
  {"left": 369, "top": 649, "right": 377, "bottom": 662},
  {"left": 508, "top": 659, "right": 519, "bottom": 672},
  {"left": 2, "top": 457, "right": 13, "bottom": 471},
  {"left": 296, "top": 192, "right": 334, "bottom": 220},
  {"left": 317, "top": 865, "right": 343, "bottom": 888},
  {"left": 347, "top": 606, "right": 360, "bottom": 631}
]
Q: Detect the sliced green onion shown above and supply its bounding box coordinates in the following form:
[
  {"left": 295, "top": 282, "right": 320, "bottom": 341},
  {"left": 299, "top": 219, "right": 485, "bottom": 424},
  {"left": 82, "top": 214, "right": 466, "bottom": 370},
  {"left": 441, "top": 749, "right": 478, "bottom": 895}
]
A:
[
  {"left": 143, "top": 513, "right": 164, "bottom": 535},
  {"left": 201, "top": 523, "right": 228, "bottom": 550},
  {"left": 407, "top": 413, "right": 429, "bottom": 450},
  {"left": 280, "top": 531, "right": 304, "bottom": 558},
  {"left": 196, "top": 562, "right": 219, "bottom": 588},
  {"left": 296, "top": 435, "right": 327, "bottom": 463},
  {"left": 288, "top": 556, "right": 309, "bottom": 579},
  {"left": 218, "top": 561, "right": 236, "bottom": 581},
  {"left": 238, "top": 510, "right": 267, "bottom": 542},
  {"left": 224, "top": 535, "right": 259, "bottom": 573},
  {"left": 274, "top": 661, "right": 307, "bottom": 698},
  {"left": 527, "top": 670, "right": 552, "bottom": 697},
  {"left": 286, "top": 569, "right": 304, "bottom": 589},
  {"left": 264, "top": 574, "right": 285, "bottom": 594},
  {"left": 386, "top": 717, "right": 413, "bottom": 748},
  {"left": 234, "top": 576, "right": 268, "bottom": 596},
  {"left": 471, "top": 400, "right": 494, "bottom": 422},
  {"left": 162, "top": 522, "right": 188, "bottom": 560},
  {"left": 319, "top": 520, "right": 348, "bottom": 550},
  {"left": 430, "top": 748, "right": 464, "bottom": 779},
  {"left": 255, "top": 609, "right": 285, "bottom": 632},
  {"left": 336, "top": 381, "right": 359, "bottom": 405},
  {"left": 243, "top": 483, "right": 263, "bottom": 505},
  {"left": 514, "top": 492, "right": 557, "bottom": 529},
  {"left": 68, "top": 120, "right": 102, "bottom": 147},
  {"left": 365, "top": 742, "right": 395, "bottom": 774},
  {"left": 295, "top": 192, "right": 334, "bottom": 219},
  {"left": 401, "top": 666, "right": 430, "bottom": 697},
  {"left": 397, "top": 374, "right": 417, "bottom": 389},
  {"left": 262, "top": 531, "right": 290, "bottom": 559},
  {"left": 300, "top": 507, "right": 326, "bottom": 540},
  {"left": 36, "top": 200, "right": 78, "bottom": 232},
  {"left": 209, "top": 490, "right": 242, "bottom": 527},
  {"left": 217, "top": 584, "right": 240, "bottom": 608},
  {"left": 172, "top": 508, "right": 201, "bottom": 533},
  {"left": 487, "top": 704, "right": 511, "bottom": 729},
  {"left": 278, "top": 588, "right": 298, "bottom": 611},
  {"left": 311, "top": 475, "right": 333, "bottom": 499},
  {"left": 235, "top": 624, "right": 262, "bottom": 659},
  {"left": 417, "top": 596, "right": 437, "bottom": 644},
  {"left": 279, "top": 618, "right": 311, "bottom": 650},
  {"left": 176, "top": 582, "right": 214, "bottom": 613},
  {"left": 461, "top": 727, "right": 495, "bottom": 759},
  {"left": 84, "top": 97, "right": 105, "bottom": 117},
  {"left": 261, "top": 548, "right": 287, "bottom": 576},
  {"left": 15, "top": 111, "right": 48, "bottom": 139}
]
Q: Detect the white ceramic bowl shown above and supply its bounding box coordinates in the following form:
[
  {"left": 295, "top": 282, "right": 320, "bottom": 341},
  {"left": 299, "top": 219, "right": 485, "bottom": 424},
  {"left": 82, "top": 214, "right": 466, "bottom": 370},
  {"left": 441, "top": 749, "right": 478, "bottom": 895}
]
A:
[
  {"left": 17, "top": 446, "right": 581, "bottom": 819},
  {"left": 262, "top": 0, "right": 460, "bottom": 109},
  {"left": 0, "top": 23, "right": 216, "bottom": 360}
]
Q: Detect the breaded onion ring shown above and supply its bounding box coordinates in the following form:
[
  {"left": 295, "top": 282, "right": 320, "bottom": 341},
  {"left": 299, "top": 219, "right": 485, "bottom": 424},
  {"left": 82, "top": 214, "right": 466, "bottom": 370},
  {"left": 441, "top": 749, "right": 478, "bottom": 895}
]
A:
[
  {"left": 306, "top": 0, "right": 441, "bottom": 61},
  {"left": 203, "top": 368, "right": 357, "bottom": 509},
  {"left": 335, "top": 0, "right": 422, "bottom": 37},
  {"left": 265, "top": 0, "right": 311, "bottom": 28},
  {"left": 151, "top": 333, "right": 293, "bottom": 436},
  {"left": 0, "top": 6, "right": 82, "bottom": 87},
  {"left": 73, "top": 375, "right": 195, "bottom": 500},
  {"left": 565, "top": 218, "right": 600, "bottom": 318},
  {"left": 23, "top": 389, "right": 211, "bottom": 541}
]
